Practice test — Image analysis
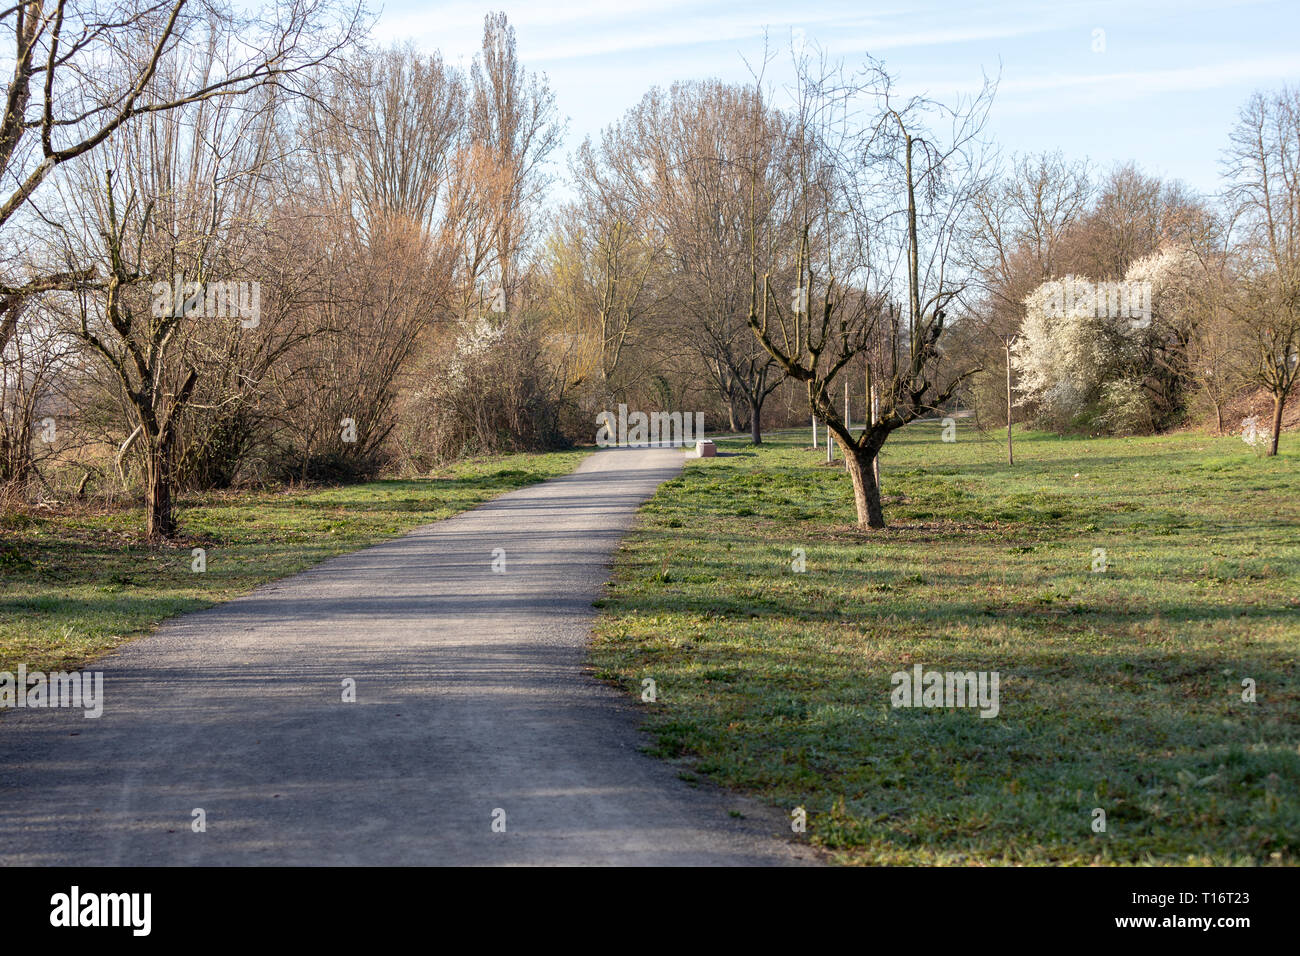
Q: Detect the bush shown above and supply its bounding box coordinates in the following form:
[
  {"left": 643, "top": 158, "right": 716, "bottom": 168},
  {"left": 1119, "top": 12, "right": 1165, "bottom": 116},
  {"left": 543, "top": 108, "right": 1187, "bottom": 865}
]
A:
[
  {"left": 393, "top": 316, "right": 567, "bottom": 471},
  {"left": 1095, "top": 377, "right": 1156, "bottom": 435}
]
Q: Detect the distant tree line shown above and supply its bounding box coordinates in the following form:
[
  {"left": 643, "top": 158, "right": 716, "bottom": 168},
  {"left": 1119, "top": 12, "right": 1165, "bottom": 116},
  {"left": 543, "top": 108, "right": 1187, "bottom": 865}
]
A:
[{"left": 2, "top": 6, "right": 1296, "bottom": 538}]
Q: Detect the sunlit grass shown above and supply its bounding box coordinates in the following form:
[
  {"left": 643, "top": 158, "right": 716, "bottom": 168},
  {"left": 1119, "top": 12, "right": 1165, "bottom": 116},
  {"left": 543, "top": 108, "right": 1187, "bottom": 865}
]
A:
[{"left": 592, "top": 424, "right": 1300, "bottom": 865}]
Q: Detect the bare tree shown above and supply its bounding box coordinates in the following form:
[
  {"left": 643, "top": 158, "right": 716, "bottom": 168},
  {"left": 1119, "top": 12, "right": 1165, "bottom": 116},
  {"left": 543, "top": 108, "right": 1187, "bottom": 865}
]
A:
[
  {"left": 1223, "top": 87, "right": 1300, "bottom": 455},
  {"left": 31, "top": 5, "right": 357, "bottom": 538},
  {"left": 0, "top": 294, "right": 72, "bottom": 489},
  {"left": 1064, "top": 162, "right": 1205, "bottom": 281},
  {"left": 543, "top": 197, "right": 664, "bottom": 407},
  {"left": 58, "top": 170, "right": 201, "bottom": 539},
  {"left": 0, "top": 0, "right": 364, "bottom": 353},
  {"left": 268, "top": 211, "right": 441, "bottom": 479},
  {"left": 961, "top": 151, "right": 1092, "bottom": 430},
  {"left": 466, "top": 11, "right": 563, "bottom": 314},
  {"left": 277, "top": 44, "right": 466, "bottom": 479},
  {"left": 747, "top": 55, "right": 995, "bottom": 528},
  {"left": 599, "top": 80, "right": 797, "bottom": 441},
  {"left": 969, "top": 152, "right": 1092, "bottom": 303},
  {"left": 303, "top": 43, "right": 464, "bottom": 237}
]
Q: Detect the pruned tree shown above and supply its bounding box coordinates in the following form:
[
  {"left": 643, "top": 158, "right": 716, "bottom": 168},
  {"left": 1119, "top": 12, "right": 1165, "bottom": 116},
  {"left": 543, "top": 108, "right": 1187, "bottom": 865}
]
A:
[
  {"left": 746, "top": 54, "right": 995, "bottom": 528},
  {"left": 61, "top": 170, "right": 198, "bottom": 539}
]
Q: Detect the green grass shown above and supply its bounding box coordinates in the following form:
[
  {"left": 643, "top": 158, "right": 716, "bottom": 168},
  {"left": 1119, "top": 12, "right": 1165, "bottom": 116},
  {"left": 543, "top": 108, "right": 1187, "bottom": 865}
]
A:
[
  {"left": 0, "top": 449, "right": 589, "bottom": 674},
  {"left": 591, "top": 424, "right": 1300, "bottom": 865}
]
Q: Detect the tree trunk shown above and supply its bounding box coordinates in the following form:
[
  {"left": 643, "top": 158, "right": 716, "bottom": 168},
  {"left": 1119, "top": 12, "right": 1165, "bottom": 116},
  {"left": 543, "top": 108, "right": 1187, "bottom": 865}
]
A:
[
  {"left": 1214, "top": 401, "right": 1224, "bottom": 435},
  {"left": 724, "top": 381, "right": 747, "bottom": 433},
  {"left": 1269, "top": 392, "right": 1284, "bottom": 457},
  {"left": 750, "top": 396, "right": 762, "bottom": 445},
  {"left": 845, "top": 445, "right": 885, "bottom": 529},
  {"left": 145, "top": 440, "right": 176, "bottom": 542}
]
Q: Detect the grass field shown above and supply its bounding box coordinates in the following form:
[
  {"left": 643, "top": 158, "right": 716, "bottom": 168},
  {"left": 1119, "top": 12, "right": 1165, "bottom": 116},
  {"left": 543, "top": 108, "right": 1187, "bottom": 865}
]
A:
[
  {"left": 0, "top": 449, "right": 589, "bottom": 676},
  {"left": 591, "top": 424, "right": 1300, "bottom": 865}
]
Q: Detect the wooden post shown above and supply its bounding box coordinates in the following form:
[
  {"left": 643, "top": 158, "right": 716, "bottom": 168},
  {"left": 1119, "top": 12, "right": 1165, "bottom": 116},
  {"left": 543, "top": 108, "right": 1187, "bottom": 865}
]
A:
[
  {"left": 870, "top": 380, "right": 880, "bottom": 490},
  {"left": 843, "top": 379, "right": 851, "bottom": 472},
  {"left": 864, "top": 361, "right": 870, "bottom": 432},
  {"left": 1005, "top": 336, "right": 1015, "bottom": 466}
]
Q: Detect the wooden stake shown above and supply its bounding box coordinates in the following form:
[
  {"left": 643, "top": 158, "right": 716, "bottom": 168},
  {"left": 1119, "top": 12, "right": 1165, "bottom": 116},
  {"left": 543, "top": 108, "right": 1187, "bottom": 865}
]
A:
[{"left": 1005, "top": 337, "right": 1015, "bottom": 466}]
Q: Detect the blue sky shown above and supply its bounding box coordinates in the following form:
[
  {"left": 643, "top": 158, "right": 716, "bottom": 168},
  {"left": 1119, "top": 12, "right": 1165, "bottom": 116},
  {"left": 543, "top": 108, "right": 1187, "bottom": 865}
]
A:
[{"left": 373, "top": 0, "right": 1300, "bottom": 196}]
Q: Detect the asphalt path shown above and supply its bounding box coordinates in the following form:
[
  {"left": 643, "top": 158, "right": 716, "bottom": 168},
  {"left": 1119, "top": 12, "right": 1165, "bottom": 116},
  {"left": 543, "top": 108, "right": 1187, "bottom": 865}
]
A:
[{"left": 0, "top": 447, "right": 815, "bottom": 865}]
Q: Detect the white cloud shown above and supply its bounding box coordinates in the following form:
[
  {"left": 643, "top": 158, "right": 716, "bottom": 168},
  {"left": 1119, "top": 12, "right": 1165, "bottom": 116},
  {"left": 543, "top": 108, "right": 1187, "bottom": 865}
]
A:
[{"left": 988, "top": 56, "right": 1300, "bottom": 114}]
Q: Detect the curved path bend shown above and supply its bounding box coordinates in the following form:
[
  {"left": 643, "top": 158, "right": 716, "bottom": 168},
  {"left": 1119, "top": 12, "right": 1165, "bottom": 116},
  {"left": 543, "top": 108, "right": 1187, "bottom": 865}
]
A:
[{"left": 0, "top": 447, "right": 815, "bottom": 866}]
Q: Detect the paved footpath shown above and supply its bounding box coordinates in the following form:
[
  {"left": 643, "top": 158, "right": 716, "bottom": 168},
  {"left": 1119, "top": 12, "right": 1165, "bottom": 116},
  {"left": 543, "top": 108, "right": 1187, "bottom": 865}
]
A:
[{"left": 0, "top": 447, "right": 816, "bottom": 865}]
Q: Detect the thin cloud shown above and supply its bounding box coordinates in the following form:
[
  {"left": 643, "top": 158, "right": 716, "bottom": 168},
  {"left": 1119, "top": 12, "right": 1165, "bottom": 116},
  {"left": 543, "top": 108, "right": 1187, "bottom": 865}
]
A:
[{"left": 990, "top": 57, "right": 1300, "bottom": 114}]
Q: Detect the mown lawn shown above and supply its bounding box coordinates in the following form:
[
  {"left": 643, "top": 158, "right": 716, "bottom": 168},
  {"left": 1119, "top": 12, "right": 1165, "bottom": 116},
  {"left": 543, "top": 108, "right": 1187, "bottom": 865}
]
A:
[
  {"left": 0, "top": 450, "right": 589, "bottom": 675},
  {"left": 591, "top": 425, "right": 1299, "bottom": 865}
]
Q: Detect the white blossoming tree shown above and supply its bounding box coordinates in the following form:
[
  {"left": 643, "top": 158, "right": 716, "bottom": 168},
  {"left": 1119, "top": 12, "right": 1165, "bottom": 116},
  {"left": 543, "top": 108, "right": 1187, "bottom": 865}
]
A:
[
  {"left": 1012, "top": 245, "right": 1202, "bottom": 432},
  {"left": 1012, "top": 276, "right": 1136, "bottom": 430}
]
